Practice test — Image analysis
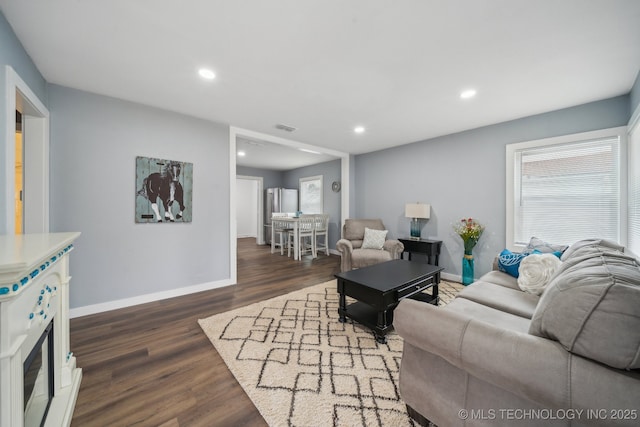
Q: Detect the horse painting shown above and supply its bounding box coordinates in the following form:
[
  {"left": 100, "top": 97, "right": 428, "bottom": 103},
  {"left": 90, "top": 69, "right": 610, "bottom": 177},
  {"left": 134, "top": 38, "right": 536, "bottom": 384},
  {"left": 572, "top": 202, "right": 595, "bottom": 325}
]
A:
[{"left": 137, "top": 160, "right": 186, "bottom": 222}]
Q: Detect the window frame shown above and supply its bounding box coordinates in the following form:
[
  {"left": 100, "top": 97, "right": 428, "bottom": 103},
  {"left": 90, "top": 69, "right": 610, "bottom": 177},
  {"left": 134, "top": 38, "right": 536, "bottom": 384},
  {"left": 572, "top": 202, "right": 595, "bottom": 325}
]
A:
[
  {"left": 506, "top": 126, "right": 627, "bottom": 252},
  {"left": 299, "top": 175, "right": 323, "bottom": 214},
  {"left": 628, "top": 111, "right": 640, "bottom": 255}
]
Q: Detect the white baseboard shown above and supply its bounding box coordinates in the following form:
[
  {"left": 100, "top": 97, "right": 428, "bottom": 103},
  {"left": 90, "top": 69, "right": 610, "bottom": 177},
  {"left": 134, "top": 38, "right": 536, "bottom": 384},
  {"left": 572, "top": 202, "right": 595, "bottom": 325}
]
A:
[
  {"left": 69, "top": 278, "right": 235, "bottom": 318},
  {"left": 441, "top": 272, "right": 461, "bottom": 283},
  {"left": 70, "top": 264, "right": 457, "bottom": 318}
]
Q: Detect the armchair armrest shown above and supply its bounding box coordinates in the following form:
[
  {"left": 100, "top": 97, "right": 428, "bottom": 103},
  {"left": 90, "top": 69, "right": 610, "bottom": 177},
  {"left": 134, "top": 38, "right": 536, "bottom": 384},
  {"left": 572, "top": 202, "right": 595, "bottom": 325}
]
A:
[
  {"left": 383, "top": 239, "right": 404, "bottom": 259},
  {"left": 336, "top": 239, "right": 354, "bottom": 272},
  {"left": 336, "top": 238, "right": 353, "bottom": 254}
]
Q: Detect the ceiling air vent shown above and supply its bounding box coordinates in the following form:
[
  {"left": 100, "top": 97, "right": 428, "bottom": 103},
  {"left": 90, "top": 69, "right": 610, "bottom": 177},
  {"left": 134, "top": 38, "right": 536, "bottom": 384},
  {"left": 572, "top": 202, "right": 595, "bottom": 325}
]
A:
[{"left": 275, "top": 123, "right": 297, "bottom": 132}]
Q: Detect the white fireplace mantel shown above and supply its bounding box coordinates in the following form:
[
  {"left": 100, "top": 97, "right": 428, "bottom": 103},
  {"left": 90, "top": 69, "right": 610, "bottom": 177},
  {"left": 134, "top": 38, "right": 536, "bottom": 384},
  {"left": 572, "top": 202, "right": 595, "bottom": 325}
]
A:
[{"left": 0, "top": 232, "right": 82, "bottom": 427}]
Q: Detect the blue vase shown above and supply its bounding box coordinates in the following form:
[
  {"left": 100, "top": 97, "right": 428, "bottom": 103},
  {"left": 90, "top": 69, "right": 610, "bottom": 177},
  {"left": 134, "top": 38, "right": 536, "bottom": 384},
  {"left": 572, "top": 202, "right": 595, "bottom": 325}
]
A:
[
  {"left": 410, "top": 219, "right": 421, "bottom": 238},
  {"left": 462, "top": 254, "right": 474, "bottom": 285}
]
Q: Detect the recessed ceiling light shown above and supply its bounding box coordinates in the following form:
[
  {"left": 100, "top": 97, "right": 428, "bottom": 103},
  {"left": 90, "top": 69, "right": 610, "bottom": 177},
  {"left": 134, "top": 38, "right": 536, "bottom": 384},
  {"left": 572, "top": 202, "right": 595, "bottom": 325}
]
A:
[
  {"left": 354, "top": 126, "right": 365, "bottom": 134},
  {"left": 460, "top": 89, "right": 477, "bottom": 99},
  {"left": 237, "top": 151, "right": 246, "bottom": 157},
  {"left": 198, "top": 68, "right": 216, "bottom": 80}
]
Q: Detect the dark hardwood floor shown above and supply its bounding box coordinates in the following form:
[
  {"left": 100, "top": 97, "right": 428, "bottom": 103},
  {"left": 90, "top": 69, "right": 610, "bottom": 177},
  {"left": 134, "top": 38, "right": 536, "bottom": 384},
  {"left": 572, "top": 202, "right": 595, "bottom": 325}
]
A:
[{"left": 69, "top": 238, "right": 340, "bottom": 426}]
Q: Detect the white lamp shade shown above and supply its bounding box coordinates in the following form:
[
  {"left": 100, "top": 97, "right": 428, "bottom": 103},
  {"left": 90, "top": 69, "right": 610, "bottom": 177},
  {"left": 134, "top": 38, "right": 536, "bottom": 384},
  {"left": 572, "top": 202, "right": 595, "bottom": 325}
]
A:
[{"left": 405, "top": 203, "right": 430, "bottom": 219}]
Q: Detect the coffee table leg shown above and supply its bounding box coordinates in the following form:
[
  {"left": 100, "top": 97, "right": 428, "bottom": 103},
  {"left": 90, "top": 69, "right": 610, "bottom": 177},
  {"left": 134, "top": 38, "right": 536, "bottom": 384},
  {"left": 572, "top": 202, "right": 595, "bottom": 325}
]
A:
[
  {"left": 375, "top": 310, "right": 389, "bottom": 344},
  {"left": 338, "top": 287, "right": 346, "bottom": 322},
  {"left": 433, "top": 283, "right": 439, "bottom": 306}
]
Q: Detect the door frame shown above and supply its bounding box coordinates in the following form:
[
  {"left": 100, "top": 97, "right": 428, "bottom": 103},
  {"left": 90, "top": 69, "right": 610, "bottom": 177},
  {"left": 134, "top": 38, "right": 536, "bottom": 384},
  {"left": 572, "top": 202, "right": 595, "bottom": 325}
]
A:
[
  {"left": 4, "top": 66, "right": 50, "bottom": 234},
  {"left": 229, "top": 126, "right": 350, "bottom": 284},
  {"left": 236, "top": 175, "right": 264, "bottom": 244}
]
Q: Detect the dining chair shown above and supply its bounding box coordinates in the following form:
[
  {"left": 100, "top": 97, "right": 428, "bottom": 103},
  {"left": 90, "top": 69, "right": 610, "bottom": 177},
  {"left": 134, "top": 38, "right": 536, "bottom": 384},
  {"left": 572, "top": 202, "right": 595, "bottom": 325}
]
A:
[
  {"left": 313, "top": 214, "right": 330, "bottom": 256},
  {"left": 288, "top": 215, "right": 316, "bottom": 259},
  {"left": 271, "top": 213, "right": 292, "bottom": 255}
]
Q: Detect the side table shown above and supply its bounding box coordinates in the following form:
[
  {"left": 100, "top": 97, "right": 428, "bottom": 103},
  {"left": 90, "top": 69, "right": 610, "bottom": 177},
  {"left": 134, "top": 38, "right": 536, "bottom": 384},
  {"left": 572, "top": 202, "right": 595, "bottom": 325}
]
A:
[{"left": 399, "top": 238, "right": 442, "bottom": 266}]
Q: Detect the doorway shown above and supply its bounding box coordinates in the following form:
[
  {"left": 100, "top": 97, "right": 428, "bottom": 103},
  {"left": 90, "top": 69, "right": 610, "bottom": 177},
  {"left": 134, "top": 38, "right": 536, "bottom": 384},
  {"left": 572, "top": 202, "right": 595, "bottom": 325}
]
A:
[
  {"left": 15, "top": 111, "right": 23, "bottom": 234},
  {"left": 4, "top": 66, "right": 50, "bottom": 234},
  {"left": 228, "top": 126, "right": 350, "bottom": 285},
  {"left": 236, "top": 175, "right": 263, "bottom": 243}
]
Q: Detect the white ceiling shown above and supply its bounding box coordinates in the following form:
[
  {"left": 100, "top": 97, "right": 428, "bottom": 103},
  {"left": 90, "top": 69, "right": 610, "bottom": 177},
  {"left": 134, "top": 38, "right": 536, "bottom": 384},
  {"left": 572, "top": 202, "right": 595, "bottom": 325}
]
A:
[
  {"left": 236, "top": 136, "right": 338, "bottom": 170},
  {"left": 2, "top": 0, "right": 640, "bottom": 168}
]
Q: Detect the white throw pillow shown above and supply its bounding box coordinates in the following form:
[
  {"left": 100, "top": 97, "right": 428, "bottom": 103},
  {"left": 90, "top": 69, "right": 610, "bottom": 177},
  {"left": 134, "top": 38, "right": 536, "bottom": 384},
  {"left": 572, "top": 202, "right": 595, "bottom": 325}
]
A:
[
  {"left": 361, "top": 227, "right": 388, "bottom": 250},
  {"left": 517, "top": 253, "right": 562, "bottom": 295}
]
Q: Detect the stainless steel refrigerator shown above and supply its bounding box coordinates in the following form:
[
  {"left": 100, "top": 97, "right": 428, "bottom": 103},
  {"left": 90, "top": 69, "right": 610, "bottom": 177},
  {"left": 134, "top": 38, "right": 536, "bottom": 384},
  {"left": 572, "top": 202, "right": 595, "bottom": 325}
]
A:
[{"left": 264, "top": 188, "right": 298, "bottom": 244}]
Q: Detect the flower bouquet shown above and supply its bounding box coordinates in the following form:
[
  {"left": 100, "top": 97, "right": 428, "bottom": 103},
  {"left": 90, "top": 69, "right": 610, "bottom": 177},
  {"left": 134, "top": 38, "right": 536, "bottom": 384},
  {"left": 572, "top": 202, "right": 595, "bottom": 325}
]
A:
[
  {"left": 454, "top": 218, "right": 485, "bottom": 255},
  {"left": 454, "top": 218, "right": 485, "bottom": 285}
]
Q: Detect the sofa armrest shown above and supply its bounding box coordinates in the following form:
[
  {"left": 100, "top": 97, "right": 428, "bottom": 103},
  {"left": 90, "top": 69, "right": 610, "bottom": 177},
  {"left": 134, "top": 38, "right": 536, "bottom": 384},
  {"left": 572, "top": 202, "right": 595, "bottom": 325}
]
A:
[
  {"left": 383, "top": 239, "right": 404, "bottom": 259},
  {"left": 394, "top": 299, "right": 572, "bottom": 409}
]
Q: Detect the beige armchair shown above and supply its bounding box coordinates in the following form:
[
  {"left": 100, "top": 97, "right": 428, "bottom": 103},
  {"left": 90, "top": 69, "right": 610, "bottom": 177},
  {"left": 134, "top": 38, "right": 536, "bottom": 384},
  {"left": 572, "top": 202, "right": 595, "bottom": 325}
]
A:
[{"left": 336, "top": 219, "right": 404, "bottom": 272}]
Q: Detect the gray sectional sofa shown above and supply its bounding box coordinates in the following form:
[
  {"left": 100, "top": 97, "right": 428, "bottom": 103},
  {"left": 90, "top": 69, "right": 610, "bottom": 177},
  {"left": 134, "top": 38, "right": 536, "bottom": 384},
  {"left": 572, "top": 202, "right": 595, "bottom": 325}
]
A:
[{"left": 394, "top": 239, "right": 640, "bottom": 426}]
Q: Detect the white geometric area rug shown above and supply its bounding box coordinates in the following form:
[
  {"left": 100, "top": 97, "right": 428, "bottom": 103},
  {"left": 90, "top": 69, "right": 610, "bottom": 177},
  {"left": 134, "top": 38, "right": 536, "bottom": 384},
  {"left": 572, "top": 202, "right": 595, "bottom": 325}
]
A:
[{"left": 198, "top": 280, "right": 462, "bottom": 427}]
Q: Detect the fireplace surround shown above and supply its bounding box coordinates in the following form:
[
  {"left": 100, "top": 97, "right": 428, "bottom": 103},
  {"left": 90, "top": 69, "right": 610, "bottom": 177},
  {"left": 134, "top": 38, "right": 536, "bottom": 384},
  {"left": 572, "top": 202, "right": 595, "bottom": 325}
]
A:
[{"left": 0, "top": 233, "right": 81, "bottom": 427}]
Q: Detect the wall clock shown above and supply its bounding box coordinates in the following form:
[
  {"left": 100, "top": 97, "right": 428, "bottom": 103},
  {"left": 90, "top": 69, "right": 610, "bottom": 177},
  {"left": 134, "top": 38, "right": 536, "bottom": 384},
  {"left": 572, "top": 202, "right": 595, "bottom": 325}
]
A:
[{"left": 331, "top": 181, "right": 341, "bottom": 192}]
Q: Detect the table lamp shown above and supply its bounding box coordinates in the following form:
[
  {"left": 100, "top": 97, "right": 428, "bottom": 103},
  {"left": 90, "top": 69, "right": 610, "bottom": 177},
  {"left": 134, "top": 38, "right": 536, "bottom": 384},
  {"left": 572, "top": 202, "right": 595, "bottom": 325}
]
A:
[{"left": 405, "top": 203, "right": 430, "bottom": 239}]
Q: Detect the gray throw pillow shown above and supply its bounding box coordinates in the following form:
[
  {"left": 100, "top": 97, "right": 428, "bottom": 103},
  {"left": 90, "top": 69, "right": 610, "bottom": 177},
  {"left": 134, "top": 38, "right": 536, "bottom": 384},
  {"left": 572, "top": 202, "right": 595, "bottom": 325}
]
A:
[
  {"left": 361, "top": 227, "right": 388, "bottom": 250},
  {"left": 522, "top": 236, "right": 568, "bottom": 255},
  {"left": 529, "top": 242, "right": 640, "bottom": 370}
]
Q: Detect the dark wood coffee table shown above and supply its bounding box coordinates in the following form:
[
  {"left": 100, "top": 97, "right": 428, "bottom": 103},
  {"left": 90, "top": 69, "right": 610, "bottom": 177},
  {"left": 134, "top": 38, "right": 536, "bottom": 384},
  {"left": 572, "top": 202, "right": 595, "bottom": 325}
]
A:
[{"left": 335, "top": 260, "right": 444, "bottom": 343}]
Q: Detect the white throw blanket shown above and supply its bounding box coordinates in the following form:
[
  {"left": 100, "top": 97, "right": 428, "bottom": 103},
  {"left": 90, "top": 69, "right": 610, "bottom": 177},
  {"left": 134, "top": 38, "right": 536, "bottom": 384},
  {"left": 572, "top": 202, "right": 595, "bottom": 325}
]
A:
[{"left": 517, "top": 253, "right": 562, "bottom": 295}]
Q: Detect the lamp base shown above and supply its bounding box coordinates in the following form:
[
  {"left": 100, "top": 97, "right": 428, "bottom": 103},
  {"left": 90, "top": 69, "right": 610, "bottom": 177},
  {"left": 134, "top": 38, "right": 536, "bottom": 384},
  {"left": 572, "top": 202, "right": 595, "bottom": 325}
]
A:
[{"left": 410, "top": 218, "right": 421, "bottom": 239}]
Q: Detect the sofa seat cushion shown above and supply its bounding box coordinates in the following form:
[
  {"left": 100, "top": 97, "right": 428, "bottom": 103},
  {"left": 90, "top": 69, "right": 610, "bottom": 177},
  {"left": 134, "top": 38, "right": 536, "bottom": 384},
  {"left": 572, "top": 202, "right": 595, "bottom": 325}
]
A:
[
  {"left": 351, "top": 248, "right": 392, "bottom": 268},
  {"left": 457, "top": 282, "right": 539, "bottom": 319},
  {"left": 478, "top": 270, "right": 520, "bottom": 291},
  {"left": 445, "top": 298, "right": 531, "bottom": 333},
  {"left": 529, "top": 240, "right": 640, "bottom": 370}
]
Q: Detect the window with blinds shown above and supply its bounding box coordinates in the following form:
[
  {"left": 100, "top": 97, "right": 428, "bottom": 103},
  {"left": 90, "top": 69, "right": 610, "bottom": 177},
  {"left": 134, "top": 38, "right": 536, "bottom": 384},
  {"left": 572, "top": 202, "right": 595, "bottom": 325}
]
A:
[
  {"left": 506, "top": 127, "right": 625, "bottom": 250},
  {"left": 629, "top": 123, "right": 640, "bottom": 255},
  {"left": 299, "top": 175, "right": 323, "bottom": 214}
]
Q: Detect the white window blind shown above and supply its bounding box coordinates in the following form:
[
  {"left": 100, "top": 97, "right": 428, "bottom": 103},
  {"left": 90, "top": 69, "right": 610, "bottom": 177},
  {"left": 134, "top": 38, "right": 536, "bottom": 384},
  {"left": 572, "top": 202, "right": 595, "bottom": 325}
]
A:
[
  {"left": 299, "top": 175, "right": 323, "bottom": 214},
  {"left": 511, "top": 134, "right": 621, "bottom": 247},
  {"left": 629, "top": 124, "right": 640, "bottom": 255}
]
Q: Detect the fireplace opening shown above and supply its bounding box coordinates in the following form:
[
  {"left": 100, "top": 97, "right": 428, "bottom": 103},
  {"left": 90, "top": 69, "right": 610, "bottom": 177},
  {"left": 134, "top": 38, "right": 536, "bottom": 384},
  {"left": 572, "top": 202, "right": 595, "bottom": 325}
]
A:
[{"left": 23, "top": 319, "right": 54, "bottom": 427}]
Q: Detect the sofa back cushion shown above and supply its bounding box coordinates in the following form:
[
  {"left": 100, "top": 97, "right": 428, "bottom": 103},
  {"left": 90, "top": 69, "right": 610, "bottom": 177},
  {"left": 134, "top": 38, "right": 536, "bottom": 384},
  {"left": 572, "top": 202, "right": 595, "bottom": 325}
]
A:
[
  {"left": 529, "top": 240, "right": 640, "bottom": 370},
  {"left": 343, "top": 219, "right": 386, "bottom": 248},
  {"left": 559, "top": 238, "right": 625, "bottom": 261}
]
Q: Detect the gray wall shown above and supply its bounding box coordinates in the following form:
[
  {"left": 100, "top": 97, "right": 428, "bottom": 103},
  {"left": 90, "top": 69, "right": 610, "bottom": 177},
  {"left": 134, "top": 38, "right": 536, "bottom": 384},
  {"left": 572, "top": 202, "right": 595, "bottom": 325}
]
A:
[
  {"left": 0, "top": 11, "right": 48, "bottom": 233},
  {"left": 283, "top": 159, "right": 342, "bottom": 250},
  {"left": 48, "top": 85, "right": 230, "bottom": 309},
  {"left": 236, "top": 165, "right": 284, "bottom": 190},
  {"left": 354, "top": 95, "right": 630, "bottom": 280}
]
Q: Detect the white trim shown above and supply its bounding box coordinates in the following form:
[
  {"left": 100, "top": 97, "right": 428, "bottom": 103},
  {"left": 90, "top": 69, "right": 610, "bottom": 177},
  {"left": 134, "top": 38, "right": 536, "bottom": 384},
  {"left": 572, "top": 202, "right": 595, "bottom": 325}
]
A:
[
  {"left": 237, "top": 175, "right": 264, "bottom": 244},
  {"left": 506, "top": 126, "right": 627, "bottom": 251},
  {"left": 441, "top": 272, "right": 461, "bottom": 283},
  {"left": 4, "top": 66, "right": 50, "bottom": 234},
  {"left": 69, "top": 278, "right": 235, "bottom": 318},
  {"left": 628, "top": 103, "right": 640, "bottom": 254},
  {"left": 229, "top": 131, "right": 238, "bottom": 284},
  {"left": 629, "top": 101, "right": 640, "bottom": 132},
  {"left": 229, "top": 126, "right": 351, "bottom": 283}
]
